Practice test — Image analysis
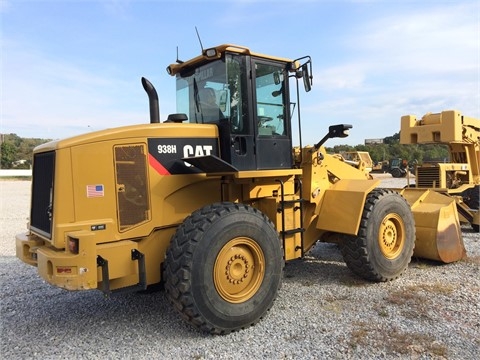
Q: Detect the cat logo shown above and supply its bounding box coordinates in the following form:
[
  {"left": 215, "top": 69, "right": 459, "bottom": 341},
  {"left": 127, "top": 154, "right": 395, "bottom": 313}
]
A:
[
  {"left": 183, "top": 144, "right": 214, "bottom": 158},
  {"left": 148, "top": 138, "right": 219, "bottom": 175},
  {"left": 183, "top": 145, "right": 214, "bottom": 167}
]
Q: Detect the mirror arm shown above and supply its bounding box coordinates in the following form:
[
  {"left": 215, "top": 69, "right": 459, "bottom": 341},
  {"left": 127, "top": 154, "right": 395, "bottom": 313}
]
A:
[{"left": 313, "top": 124, "right": 353, "bottom": 151}]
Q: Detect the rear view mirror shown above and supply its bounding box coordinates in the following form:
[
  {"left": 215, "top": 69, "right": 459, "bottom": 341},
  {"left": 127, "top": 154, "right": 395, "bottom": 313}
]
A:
[
  {"left": 302, "top": 64, "right": 311, "bottom": 92},
  {"left": 328, "top": 124, "right": 352, "bottom": 138},
  {"left": 273, "top": 71, "right": 281, "bottom": 85},
  {"left": 218, "top": 90, "right": 228, "bottom": 112}
]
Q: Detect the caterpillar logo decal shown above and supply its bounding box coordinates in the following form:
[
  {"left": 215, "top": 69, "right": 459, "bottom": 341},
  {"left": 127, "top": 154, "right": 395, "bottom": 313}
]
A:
[{"left": 147, "top": 138, "right": 219, "bottom": 175}]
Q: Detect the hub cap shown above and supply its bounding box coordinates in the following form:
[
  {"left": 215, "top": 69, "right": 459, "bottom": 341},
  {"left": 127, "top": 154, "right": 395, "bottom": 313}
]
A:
[
  {"left": 214, "top": 237, "right": 265, "bottom": 303},
  {"left": 378, "top": 213, "right": 405, "bottom": 259}
]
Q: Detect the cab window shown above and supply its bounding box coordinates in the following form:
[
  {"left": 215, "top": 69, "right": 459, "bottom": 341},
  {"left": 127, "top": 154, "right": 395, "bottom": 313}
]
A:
[
  {"left": 175, "top": 54, "right": 248, "bottom": 134},
  {"left": 255, "top": 63, "right": 286, "bottom": 136}
]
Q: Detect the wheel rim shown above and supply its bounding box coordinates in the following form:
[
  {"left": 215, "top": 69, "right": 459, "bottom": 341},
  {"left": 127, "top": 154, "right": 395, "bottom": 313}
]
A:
[
  {"left": 378, "top": 213, "right": 405, "bottom": 259},
  {"left": 214, "top": 237, "right": 265, "bottom": 303}
]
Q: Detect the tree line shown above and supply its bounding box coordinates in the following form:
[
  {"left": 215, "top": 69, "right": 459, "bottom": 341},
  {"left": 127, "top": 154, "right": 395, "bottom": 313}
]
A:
[
  {"left": 0, "top": 132, "right": 449, "bottom": 169},
  {"left": 0, "top": 134, "right": 51, "bottom": 169},
  {"left": 325, "top": 133, "right": 449, "bottom": 165}
]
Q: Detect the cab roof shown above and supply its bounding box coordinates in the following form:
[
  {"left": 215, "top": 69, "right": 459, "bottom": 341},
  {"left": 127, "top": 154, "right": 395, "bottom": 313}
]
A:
[{"left": 166, "top": 44, "right": 296, "bottom": 76}]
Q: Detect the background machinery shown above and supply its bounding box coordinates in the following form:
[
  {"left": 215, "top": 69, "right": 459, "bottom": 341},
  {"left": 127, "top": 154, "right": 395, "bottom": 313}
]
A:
[
  {"left": 16, "top": 44, "right": 468, "bottom": 334},
  {"left": 387, "top": 157, "right": 415, "bottom": 178},
  {"left": 338, "top": 151, "right": 374, "bottom": 173},
  {"left": 400, "top": 110, "right": 480, "bottom": 231}
]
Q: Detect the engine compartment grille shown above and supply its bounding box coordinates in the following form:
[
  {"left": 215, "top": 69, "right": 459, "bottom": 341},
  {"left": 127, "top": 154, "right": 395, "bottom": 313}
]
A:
[
  {"left": 30, "top": 151, "right": 55, "bottom": 238},
  {"left": 114, "top": 144, "right": 150, "bottom": 231},
  {"left": 417, "top": 167, "right": 440, "bottom": 188}
]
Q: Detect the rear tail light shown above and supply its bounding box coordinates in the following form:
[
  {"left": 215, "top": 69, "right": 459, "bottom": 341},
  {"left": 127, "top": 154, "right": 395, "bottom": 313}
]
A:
[{"left": 68, "top": 237, "right": 79, "bottom": 254}]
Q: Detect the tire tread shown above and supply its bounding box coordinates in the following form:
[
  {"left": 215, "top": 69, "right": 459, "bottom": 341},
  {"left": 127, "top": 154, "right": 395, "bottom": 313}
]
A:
[{"left": 163, "top": 202, "right": 282, "bottom": 334}]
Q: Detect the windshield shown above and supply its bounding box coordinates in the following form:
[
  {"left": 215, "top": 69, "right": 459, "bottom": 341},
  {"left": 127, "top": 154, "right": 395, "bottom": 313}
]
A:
[{"left": 176, "top": 54, "right": 248, "bottom": 134}]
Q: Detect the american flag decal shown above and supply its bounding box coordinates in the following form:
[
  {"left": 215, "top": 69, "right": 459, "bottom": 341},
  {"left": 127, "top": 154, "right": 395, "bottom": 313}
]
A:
[{"left": 86, "top": 184, "right": 104, "bottom": 198}]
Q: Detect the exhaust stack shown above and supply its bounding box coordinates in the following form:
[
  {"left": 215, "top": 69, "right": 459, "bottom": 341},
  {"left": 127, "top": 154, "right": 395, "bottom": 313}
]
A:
[{"left": 141, "top": 77, "right": 160, "bottom": 124}]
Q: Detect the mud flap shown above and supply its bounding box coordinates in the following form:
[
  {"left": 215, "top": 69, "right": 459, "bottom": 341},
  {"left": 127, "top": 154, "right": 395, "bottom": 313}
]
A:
[{"left": 400, "top": 189, "right": 466, "bottom": 263}]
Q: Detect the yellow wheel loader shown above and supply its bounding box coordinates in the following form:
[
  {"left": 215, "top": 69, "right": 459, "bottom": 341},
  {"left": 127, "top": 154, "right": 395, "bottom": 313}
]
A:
[
  {"left": 16, "top": 44, "right": 466, "bottom": 334},
  {"left": 338, "top": 151, "right": 374, "bottom": 173},
  {"left": 400, "top": 110, "right": 480, "bottom": 232}
]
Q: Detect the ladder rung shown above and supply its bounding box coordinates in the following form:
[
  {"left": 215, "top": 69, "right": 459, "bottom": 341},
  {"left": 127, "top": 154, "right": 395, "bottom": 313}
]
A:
[
  {"left": 280, "top": 198, "right": 305, "bottom": 205},
  {"left": 281, "top": 228, "right": 305, "bottom": 236}
]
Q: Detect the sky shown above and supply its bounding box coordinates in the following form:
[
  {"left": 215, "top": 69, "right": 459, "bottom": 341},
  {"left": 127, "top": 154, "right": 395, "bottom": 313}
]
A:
[{"left": 1, "top": 0, "right": 479, "bottom": 146}]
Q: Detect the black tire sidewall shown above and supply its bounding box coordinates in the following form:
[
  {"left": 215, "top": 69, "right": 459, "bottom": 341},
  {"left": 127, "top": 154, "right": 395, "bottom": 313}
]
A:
[
  {"left": 391, "top": 168, "right": 402, "bottom": 178},
  {"left": 190, "top": 205, "right": 282, "bottom": 330},
  {"left": 463, "top": 185, "right": 479, "bottom": 210}
]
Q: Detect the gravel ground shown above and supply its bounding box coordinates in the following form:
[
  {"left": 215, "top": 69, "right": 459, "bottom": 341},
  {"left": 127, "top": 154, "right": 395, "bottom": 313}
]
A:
[{"left": 1, "top": 178, "right": 479, "bottom": 359}]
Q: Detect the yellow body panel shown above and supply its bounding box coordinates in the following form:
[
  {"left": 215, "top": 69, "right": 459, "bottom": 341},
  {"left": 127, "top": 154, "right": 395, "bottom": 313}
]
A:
[
  {"left": 16, "top": 232, "right": 44, "bottom": 266},
  {"left": 35, "top": 123, "right": 220, "bottom": 152},
  {"left": 17, "top": 122, "right": 224, "bottom": 291},
  {"left": 316, "top": 179, "right": 380, "bottom": 235},
  {"left": 400, "top": 110, "right": 464, "bottom": 143},
  {"left": 37, "top": 244, "right": 98, "bottom": 291},
  {"left": 97, "top": 241, "right": 139, "bottom": 281}
]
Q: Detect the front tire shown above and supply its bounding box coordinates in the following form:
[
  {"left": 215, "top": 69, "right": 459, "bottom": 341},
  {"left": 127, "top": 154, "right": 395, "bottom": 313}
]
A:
[
  {"left": 341, "top": 189, "right": 415, "bottom": 282},
  {"left": 163, "top": 202, "right": 283, "bottom": 334}
]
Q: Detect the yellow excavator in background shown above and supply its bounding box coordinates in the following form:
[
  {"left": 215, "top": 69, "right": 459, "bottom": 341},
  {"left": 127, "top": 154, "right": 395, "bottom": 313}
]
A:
[{"left": 15, "top": 44, "right": 469, "bottom": 334}]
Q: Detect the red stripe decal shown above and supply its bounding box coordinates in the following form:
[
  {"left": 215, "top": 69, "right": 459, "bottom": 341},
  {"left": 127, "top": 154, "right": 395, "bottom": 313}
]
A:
[{"left": 148, "top": 153, "right": 171, "bottom": 175}]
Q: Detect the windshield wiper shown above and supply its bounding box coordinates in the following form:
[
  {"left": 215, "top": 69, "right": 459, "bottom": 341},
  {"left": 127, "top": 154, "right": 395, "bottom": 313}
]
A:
[{"left": 193, "top": 77, "right": 201, "bottom": 123}]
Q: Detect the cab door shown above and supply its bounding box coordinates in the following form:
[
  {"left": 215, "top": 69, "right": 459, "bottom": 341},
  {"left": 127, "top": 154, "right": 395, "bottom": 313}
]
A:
[
  {"left": 252, "top": 60, "right": 292, "bottom": 169},
  {"left": 217, "top": 53, "right": 256, "bottom": 171}
]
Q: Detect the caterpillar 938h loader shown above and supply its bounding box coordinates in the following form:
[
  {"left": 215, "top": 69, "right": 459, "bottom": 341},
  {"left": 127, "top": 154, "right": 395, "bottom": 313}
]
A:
[
  {"left": 16, "top": 44, "right": 467, "bottom": 334},
  {"left": 400, "top": 110, "right": 480, "bottom": 233}
]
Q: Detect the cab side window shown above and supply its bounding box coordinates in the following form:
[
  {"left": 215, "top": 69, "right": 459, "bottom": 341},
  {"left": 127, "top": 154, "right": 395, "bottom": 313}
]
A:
[{"left": 255, "top": 63, "right": 286, "bottom": 136}]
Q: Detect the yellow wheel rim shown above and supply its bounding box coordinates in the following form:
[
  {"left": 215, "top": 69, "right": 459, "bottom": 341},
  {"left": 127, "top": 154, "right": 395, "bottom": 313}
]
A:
[
  {"left": 378, "top": 213, "right": 405, "bottom": 259},
  {"left": 214, "top": 237, "right": 265, "bottom": 303}
]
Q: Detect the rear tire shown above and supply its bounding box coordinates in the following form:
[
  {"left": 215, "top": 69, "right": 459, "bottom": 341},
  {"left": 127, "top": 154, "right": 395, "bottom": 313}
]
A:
[
  {"left": 341, "top": 189, "right": 415, "bottom": 282},
  {"left": 391, "top": 168, "right": 403, "bottom": 178},
  {"left": 163, "top": 202, "right": 283, "bottom": 334},
  {"left": 462, "top": 185, "right": 480, "bottom": 232}
]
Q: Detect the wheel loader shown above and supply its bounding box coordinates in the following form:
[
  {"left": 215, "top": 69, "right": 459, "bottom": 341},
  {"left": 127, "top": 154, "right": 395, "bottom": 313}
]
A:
[
  {"left": 338, "top": 151, "right": 374, "bottom": 173},
  {"left": 400, "top": 110, "right": 480, "bottom": 232},
  {"left": 16, "top": 44, "right": 467, "bottom": 334}
]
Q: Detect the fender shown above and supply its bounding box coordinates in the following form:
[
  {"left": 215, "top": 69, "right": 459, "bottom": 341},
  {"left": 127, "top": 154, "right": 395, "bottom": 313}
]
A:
[{"left": 316, "top": 179, "right": 380, "bottom": 235}]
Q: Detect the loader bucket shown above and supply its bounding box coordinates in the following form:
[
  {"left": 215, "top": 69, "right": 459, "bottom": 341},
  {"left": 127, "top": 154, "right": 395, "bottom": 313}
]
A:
[{"left": 399, "top": 189, "right": 466, "bottom": 263}]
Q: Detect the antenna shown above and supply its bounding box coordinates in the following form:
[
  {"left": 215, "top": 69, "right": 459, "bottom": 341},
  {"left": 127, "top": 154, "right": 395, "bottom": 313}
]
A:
[
  {"left": 195, "top": 26, "right": 204, "bottom": 52},
  {"left": 176, "top": 46, "right": 183, "bottom": 64}
]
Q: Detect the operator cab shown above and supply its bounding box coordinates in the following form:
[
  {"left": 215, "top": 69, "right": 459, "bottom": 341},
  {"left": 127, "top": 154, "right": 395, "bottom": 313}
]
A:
[{"left": 168, "top": 45, "right": 311, "bottom": 171}]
